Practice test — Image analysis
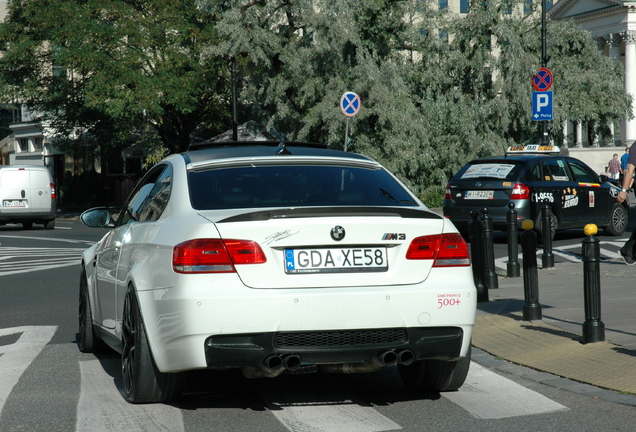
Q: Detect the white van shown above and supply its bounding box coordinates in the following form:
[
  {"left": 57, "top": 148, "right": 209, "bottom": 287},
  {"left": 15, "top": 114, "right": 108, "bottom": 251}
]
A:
[{"left": 0, "top": 165, "right": 56, "bottom": 229}]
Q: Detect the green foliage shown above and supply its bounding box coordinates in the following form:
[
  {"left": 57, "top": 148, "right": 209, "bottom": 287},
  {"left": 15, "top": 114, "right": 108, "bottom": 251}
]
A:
[{"left": 0, "top": 0, "right": 232, "bottom": 153}]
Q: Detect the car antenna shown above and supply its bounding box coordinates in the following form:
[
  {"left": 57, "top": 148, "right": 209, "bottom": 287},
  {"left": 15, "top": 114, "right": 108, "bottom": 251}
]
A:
[{"left": 277, "top": 140, "right": 292, "bottom": 155}]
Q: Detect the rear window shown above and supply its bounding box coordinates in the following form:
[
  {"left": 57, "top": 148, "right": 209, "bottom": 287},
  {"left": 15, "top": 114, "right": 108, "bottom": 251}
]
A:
[
  {"left": 456, "top": 161, "right": 525, "bottom": 181},
  {"left": 188, "top": 164, "right": 417, "bottom": 210}
]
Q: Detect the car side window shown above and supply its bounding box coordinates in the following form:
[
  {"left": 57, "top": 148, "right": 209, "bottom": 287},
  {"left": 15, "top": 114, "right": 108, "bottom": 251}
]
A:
[
  {"left": 541, "top": 159, "right": 571, "bottom": 182},
  {"left": 568, "top": 160, "right": 599, "bottom": 183},
  {"left": 118, "top": 165, "right": 168, "bottom": 225},
  {"left": 528, "top": 163, "right": 542, "bottom": 181},
  {"left": 136, "top": 165, "right": 172, "bottom": 222}
]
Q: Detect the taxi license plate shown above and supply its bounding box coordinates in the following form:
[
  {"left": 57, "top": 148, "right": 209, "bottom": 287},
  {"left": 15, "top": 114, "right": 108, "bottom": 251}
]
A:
[
  {"left": 3, "top": 200, "right": 28, "bottom": 208},
  {"left": 285, "top": 247, "right": 388, "bottom": 274},
  {"left": 465, "top": 190, "right": 494, "bottom": 199}
]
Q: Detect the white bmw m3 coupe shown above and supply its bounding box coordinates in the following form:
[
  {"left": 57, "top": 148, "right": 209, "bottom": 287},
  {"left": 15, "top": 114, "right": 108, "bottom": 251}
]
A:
[{"left": 78, "top": 141, "right": 476, "bottom": 403}]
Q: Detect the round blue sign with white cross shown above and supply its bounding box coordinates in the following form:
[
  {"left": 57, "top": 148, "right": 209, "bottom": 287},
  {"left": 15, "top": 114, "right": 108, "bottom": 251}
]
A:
[{"left": 340, "top": 92, "right": 361, "bottom": 117}]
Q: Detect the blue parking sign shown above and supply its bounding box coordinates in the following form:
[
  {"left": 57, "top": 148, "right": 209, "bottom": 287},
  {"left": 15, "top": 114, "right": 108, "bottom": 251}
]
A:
[{"left": 532, "top": 91, "right": 553, "bottom": 121}]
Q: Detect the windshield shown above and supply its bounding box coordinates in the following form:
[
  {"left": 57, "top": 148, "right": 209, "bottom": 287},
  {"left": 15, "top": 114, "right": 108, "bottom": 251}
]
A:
[{"left": 188, "top": 164, "right": 418, "bottom": 210}]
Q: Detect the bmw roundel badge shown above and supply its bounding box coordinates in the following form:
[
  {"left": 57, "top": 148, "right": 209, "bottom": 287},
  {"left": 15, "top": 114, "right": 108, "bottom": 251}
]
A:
[{"left": 330, "top": 225, "right": 345, "bottom": 241}]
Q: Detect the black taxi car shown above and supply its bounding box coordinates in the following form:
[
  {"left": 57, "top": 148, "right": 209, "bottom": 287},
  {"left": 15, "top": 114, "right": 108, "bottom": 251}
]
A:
[{"left": 443, "top": 145, "right": 627, "bottom": 238}]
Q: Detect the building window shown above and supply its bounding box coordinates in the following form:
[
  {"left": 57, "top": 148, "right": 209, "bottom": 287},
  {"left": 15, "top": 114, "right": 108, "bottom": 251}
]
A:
[
  {"left": 460, "top": 0, "right": 470, "bottom": 13},
  {"left": 439, "top": 0, "right": 448, "bottom": 10},
  {"left": 18, "top": 138, "right": 28, "bottom": 152},
  {"left": 33, "top": 137, "right": 43, "bottom": 151}
]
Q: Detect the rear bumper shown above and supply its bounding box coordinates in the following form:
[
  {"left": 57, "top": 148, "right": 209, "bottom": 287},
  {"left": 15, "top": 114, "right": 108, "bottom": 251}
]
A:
[
  {"left": 204, "top": 326, "right": 465, "bottom": 369},
  {"left": 0, "top": 211, "right": 56, "bottom": 223}
]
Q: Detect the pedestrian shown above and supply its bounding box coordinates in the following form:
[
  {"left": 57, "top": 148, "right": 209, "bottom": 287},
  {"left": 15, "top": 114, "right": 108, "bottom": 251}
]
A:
[
  {"left": 617, "top": 144, "right": 636, "bottom": 265},
  {"left": 621, "top": 147, "right": 630, "bottom": 172},
  {"left": 621, "top": 147, "right": 634, "bottom": 190},
  {"left": 608, "top": 153, "right": 621, "bottom": 180}
]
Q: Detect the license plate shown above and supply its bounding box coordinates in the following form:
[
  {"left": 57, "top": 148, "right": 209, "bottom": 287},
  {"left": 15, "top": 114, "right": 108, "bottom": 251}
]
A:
[
  {"left": 465, "top": 190, "right": 494, "bottom": 199},
  {"left": 3, "top": 200, "right": 28, "bottom": 208},
  {"left": 284, "top": 247, "right": 388, "bottom": 274}
]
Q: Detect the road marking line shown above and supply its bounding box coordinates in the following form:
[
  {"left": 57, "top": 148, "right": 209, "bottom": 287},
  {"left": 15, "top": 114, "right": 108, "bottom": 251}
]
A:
[
  {"left": 0, "top": 326, "right": 57, "bottom": 416},
  {"left": 443, "top": 362, "right": 567, "bottom": 419},
  {"left": 76, "top": 359, "right": 184, "bottom": 432},
  {"left": 260, "top": 383, "right": 401, "bottom": 432}
]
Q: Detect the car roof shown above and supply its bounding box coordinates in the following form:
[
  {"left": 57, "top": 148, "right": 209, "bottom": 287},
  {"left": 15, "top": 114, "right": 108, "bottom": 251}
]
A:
[{"left": 181, "top": 141, "right": 374, "bottom": 165}]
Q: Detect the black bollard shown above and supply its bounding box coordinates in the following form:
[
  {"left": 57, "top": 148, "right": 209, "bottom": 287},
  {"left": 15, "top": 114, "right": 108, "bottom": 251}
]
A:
[
  {"left": 581, "top": 224, "right": 605, "bottom": 344},
  {"left": 506, "top": 202, "right": 520, "bottom": 278},
  {"left": 521, "top": 220, "right": 542, "bottom": 321},
  {"left": 481, "top": 207, "right": 499, "bottom": 289},
  {"left": 541, "top": 201, "right": 555, "bottom": 269},
  {"left": 469, "top": 210, "right": 488, "bottom": 303}
]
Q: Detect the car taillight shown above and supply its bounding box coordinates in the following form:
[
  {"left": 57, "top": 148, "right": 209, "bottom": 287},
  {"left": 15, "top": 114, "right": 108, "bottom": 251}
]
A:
[
  {"left": 406, "top": 233, "right": 470, "bottom": 267},
  {"left": 173, "top": 239, "right": 266, "bottom": 274},
  {"left": 444, "top": 184, "right": 451, "bottom": 200},
  {"left": 50, "top": 183, "right": 56, "bottom": 200},
  {"left": 510, "top": 183, "right": 530, "bottom": 200}
]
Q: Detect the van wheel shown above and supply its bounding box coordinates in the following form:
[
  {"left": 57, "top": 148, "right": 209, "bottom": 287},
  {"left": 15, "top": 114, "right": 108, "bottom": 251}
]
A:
[
  {"left": 44, "top": 219, "right": 55, "bottom": 229},
  {"left": 22, "top": 222, "right": 33, "bottom": 229}
]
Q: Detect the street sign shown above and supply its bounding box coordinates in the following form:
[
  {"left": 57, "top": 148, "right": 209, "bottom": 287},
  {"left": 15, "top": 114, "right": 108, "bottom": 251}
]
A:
[
  {"left": 532, "top": 91, "right": 553, "bottom": 121},
  {"left": 532, "top": 68, "right": 553, "bottom": 91},
  {"left": 340, "top": 92, "right": 361, "bottom": 117}
]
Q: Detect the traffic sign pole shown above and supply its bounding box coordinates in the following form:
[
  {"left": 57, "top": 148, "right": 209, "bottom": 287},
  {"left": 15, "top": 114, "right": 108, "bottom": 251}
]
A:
[
  {"left": 344, "top": 117, "right": 350, "bottom": 152},
  {"left": 541, "top": 0, "right": 548, "bottom": 145}
]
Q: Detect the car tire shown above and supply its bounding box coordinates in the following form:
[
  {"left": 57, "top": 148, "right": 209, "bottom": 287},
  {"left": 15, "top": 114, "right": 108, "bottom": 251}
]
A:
[
  {"left": 533, "top": 210, "right": 557, "bottom": 242},
  {"left": 604, "top": 203, "right": 628, "bottom": 236},
  {"left": 121, "top": 285, "right": 185, "bottom": 403},
  {"left": 78, "top": 269, "right": 105, "bottom": 353},
  {"left": 44, "top": 219, "right": 55, "bottom": 229},
  {"left": 398, "top": 345, "right": 471, "bottom": 393}
]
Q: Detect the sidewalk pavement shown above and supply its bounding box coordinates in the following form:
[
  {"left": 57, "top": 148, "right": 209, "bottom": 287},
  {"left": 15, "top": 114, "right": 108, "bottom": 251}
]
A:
[{"left": 473, "top": 258, "right": 636, "bottom": 402}]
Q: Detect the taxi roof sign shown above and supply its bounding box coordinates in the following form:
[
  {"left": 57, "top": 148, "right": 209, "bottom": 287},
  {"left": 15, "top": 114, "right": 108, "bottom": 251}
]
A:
[{"left": 506, "top": 144, "right": 560, "bottom": 155}]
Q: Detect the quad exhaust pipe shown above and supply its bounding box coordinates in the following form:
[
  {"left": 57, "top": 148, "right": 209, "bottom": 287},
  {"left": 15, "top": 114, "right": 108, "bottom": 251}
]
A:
[{"left": 246, "top": 350, "right": 415, "bottom": 378}]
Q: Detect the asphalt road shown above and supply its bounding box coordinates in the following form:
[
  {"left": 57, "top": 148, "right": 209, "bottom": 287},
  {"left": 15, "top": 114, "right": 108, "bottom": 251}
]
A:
[{"left": 0, "top": 218, "right": 635, "bottom": 431}]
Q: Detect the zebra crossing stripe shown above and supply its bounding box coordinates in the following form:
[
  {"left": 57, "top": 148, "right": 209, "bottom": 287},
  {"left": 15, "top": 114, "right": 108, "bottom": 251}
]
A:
[
  {"left": 261, "top": 384, "right": 402, "bottom": 432},
  {"left": 0, "top": 326, "right": 57, "bottom": 416},
  {"left": 443, "top": 362, "right": 567, "bottom": 419},
  {"left": 76, "top": 360, "right": 184, "bottom": 432}
]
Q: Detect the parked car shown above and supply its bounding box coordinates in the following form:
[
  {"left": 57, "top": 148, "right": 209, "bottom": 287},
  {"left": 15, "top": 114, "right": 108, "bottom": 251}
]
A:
[
  {"left": 78, "top": 141, "right": 476, "bottom": 403},
  {"left": 443, "top": 145, "right": 628, "bottom": 238},
  {"left": 0, "top": 165, "right": 56, "bottom": 229}
]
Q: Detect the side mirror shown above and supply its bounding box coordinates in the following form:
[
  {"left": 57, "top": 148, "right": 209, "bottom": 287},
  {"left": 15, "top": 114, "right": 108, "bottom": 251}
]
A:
[
  {"left": 599, "top": 174, "right": 609, "bottom": 183},
  {"left": 80, "top": 208, "right": 114, "bottom": 228}
]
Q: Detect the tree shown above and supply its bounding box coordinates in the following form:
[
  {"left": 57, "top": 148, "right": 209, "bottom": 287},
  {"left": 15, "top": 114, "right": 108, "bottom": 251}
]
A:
[
  {"left": 0, "top": 0, "right": 233, "bottom": 154},
  {"left": 207, "top": 0, "right": 632, "bottom": 200}
]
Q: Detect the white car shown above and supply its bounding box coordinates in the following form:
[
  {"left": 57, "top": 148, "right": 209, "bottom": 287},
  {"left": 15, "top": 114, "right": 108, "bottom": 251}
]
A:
[{"left": 79, "top": 142, "right": 476, "bottom": 403}]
